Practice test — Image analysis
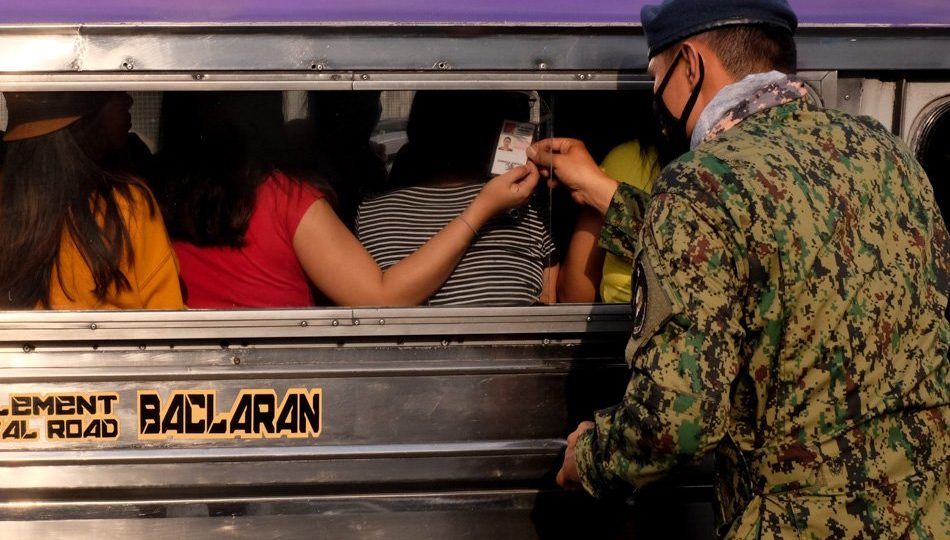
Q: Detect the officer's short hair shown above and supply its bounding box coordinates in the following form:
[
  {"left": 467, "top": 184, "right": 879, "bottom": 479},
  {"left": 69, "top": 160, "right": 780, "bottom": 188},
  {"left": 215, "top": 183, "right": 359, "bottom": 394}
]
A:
[{"left": 663, "top": 24, "right": 797, "bottom": 77}]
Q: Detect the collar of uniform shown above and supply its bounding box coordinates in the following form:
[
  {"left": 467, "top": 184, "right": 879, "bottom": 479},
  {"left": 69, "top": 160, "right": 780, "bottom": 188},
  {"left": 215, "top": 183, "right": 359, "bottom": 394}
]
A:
[{"left": 690, "top": 72, "right": 809, "bottom": 149}]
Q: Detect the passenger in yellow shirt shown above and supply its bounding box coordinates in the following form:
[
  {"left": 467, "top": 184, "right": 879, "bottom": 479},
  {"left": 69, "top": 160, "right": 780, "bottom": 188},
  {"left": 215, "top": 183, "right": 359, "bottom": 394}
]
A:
[
  {"left": 557, "top": 140, "right": 661, "bottom": 303},
  {"left": 0, "top": 92, "right": 184, "bottom": 310}
]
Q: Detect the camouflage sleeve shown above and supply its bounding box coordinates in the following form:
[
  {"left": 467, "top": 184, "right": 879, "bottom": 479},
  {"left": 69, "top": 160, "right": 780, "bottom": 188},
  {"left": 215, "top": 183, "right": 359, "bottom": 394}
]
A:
[
  {"left": 597, "top": 182, "right": 651, "bottom": 261},
  {"left": 575, "top": 192, "right": 746, "bottom": 497}
]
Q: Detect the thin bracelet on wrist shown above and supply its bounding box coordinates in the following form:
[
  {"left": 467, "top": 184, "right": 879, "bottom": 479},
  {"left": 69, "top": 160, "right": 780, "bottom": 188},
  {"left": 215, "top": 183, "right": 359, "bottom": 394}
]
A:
[{"left": 457, "top": 214, "right": 478, "bottom": 236}]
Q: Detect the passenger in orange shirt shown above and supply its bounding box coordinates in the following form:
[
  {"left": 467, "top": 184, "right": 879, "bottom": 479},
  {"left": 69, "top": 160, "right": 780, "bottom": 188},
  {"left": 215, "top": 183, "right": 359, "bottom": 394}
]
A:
[{"left": 0, "top": 92, "right": 184, "bottom": 310}]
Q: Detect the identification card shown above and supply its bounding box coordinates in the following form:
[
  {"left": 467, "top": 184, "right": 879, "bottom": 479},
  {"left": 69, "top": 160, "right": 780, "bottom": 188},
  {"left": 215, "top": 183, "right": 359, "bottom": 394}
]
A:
[{"left": 490, "top": 120, "right": 536, "bottom": 176}]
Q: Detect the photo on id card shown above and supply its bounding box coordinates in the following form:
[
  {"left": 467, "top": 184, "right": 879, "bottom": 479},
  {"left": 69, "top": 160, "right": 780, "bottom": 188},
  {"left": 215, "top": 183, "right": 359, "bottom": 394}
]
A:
[{"left": 491, "top": 120, "right": 536, "bottom": 176}]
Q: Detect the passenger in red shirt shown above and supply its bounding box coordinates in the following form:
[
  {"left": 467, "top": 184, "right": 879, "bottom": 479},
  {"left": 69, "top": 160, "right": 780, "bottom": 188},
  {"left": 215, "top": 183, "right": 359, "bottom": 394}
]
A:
[
  {"left": 173, "top": 171, "right": 323, "bottom": 308},
  {"left": 156, "top": 92, "right": 537, "bottom": 308}
]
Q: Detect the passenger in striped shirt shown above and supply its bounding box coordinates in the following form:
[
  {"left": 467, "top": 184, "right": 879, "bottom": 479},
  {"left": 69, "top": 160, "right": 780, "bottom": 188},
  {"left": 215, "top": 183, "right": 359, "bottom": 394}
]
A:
[{"left": 358, "top": 91, "right": 558, "bottom": 306}]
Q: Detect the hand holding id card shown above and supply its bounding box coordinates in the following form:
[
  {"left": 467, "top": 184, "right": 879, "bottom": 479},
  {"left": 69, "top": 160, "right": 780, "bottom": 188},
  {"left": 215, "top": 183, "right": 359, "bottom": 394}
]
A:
[{"left": 490, "top": 120, "right": 537, "bottom": 176}]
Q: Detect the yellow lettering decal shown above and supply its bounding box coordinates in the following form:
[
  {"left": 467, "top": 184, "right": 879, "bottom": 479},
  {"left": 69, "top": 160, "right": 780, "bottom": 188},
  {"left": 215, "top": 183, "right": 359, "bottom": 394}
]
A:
[
  {"left": 0, "top": 392, "right": 120, "bottom": 442},
  {"left": 137, "top": 389, "right": 322, "bottom": 440}
]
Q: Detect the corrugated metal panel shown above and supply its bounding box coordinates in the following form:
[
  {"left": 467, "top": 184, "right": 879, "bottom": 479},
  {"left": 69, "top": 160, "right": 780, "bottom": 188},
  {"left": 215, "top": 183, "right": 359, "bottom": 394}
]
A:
[{"left": 0, "top": 0, "right": 946, "bottom": 26}]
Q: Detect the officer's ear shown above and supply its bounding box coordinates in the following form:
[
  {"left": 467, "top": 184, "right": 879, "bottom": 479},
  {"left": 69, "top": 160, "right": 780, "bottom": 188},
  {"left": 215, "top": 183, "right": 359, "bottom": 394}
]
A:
[{"left": 680, "top": 41, "right": 703, "bottom": 85}]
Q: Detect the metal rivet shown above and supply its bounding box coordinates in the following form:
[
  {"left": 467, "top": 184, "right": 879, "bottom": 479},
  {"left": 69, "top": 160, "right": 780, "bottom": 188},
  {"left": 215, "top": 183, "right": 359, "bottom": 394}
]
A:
[
  {"left": 139, "top": 344, "right": 146, "bottom": 351},
  {"left": 538, "top": 62, "right": 548, "bottom": 70},
  {"left": 353, "top": 319, "right": 361, "bottom": 326},
  {"left": 542, "top": 338, "right": 551, "bottom": 346},
  {"left": 586, "top": 316, "right": 592, "bottom": 322},
  {"left": 378, "top": 319, "right": 385, "bottom": 325},
  {"left": 436, "top": 61, "right": 449, "bottom": 70},
  {"left": 22, "top": 344, "right": 34, "bottom": 353},
  {"left": 332, "top": 319, "right": 340, "bottom": 327},
  {"left": 441, "top": 339, "right": 449, "bottom": 347},
  {"left": 121, "top": 58, "right": 135, "bottom": 71},
  {"left": 843, "top": 94, "right": 851, "bottom": 101},
  {"left": 89, "top": 323, "right": 98, "bottom": 330},
  {"left": 299, "top": 321, "right": 308, "bottom": 327},
  {"left": 360, "top": 74, "right": 370, "bottom": 80},
  {"left": 232, "top": 356, "right": 241, "bottom": 365},
  {"left": 192, "top": 73, "right": 205, "bottom": 80}
]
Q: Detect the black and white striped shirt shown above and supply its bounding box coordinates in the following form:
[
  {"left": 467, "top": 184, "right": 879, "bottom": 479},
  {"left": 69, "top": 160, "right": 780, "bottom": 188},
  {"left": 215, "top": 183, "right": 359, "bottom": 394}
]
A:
[{"left": 357, "top": 183, "right": 555, "bottom": 306}]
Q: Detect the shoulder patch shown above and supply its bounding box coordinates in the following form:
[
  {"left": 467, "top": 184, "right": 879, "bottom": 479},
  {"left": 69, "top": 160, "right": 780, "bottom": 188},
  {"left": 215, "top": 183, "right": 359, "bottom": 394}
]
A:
[
  {"left": 631, "top": 260, "right": 649, "bottom": 337},
  {"left": 625, "top": 250, "right": 675, "bottom": 365}
]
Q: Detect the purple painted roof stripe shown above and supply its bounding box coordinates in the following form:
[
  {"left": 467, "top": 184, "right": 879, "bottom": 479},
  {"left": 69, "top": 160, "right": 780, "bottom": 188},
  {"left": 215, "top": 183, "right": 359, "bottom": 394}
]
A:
[{"left": 0, "top": 0, "right": 947, "bottom": 25}]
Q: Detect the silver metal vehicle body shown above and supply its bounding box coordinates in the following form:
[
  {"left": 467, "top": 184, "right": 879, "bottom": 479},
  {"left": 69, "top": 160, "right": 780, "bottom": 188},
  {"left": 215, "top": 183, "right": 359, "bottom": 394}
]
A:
[{"left": 1, "top": 11, "right": 948, "bottom": 538}]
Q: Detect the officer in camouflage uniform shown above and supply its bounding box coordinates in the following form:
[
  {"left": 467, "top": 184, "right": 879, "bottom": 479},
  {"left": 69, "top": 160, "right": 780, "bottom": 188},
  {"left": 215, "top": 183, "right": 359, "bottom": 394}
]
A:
[{"left": 529, "top": 0, "right": 949, "bottom": 537}]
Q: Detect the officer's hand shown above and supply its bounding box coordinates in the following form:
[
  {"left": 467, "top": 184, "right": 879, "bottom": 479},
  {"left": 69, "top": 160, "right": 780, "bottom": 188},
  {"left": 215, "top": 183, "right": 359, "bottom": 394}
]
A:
[
  {"left": 527, "top": 138, "right": 618, "bottom": 215},
  {"left": 556, "top": 420, "right": 595, "bottom": 491}
]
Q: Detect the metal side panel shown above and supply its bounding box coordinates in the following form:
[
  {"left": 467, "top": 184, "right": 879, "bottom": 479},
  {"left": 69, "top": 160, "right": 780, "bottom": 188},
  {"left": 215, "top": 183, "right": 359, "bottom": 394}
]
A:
[
  {"left": 0, "top": 25, "right": 644, "bottom": 74},
  {"left": 0, "top": 25, "right": 948, "bottom": 90},
  {"left": 0, "top": 344, "right": 627, "bottom": 488},
  {"left": 0, "top": 307, "right": 637, "bottom": 520},
  {"left": 0, "top": 306, "right": 718, "bottom": 537}
]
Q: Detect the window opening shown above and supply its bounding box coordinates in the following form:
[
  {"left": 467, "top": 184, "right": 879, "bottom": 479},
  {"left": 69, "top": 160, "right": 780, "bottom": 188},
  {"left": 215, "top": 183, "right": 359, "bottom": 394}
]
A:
[
  {"left": 915, "top": 100, "right": 950, "bottom": 223},
  {"left": 1, "top": 87, "right": 661, "bottom": 310}
]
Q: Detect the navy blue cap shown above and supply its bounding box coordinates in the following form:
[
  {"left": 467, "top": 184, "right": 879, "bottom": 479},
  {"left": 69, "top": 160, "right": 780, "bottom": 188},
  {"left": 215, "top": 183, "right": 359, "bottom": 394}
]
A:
[{"left": 641, "top": 0, "right": 798, "bottom": 58}]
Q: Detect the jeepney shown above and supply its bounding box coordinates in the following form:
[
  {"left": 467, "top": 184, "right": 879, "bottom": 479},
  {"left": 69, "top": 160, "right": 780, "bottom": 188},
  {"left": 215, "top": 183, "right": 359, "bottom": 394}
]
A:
[{"left": 1, "top": 1, "right": 948, "bottom": 537}]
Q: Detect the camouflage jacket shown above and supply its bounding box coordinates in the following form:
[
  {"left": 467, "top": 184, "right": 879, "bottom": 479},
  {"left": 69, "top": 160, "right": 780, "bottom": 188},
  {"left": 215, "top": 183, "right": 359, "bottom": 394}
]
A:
[{"left": 574, "top": 76, "right": 950, "bottom": 539}]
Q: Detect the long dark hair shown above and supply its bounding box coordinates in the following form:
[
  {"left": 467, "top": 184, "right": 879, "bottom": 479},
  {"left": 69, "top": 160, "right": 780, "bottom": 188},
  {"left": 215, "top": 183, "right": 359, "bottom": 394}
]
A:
[
  {"left": 155, "top": 92, "right": 292, "bottom": 248},
  {"left": 388, "top": 91, "right": 532, "bottom": 189},
  {"left": 0, "top": 117, "right": 140, "bottom": 309},
  {"left": 289, "top": 91, "right": 386, "bottom": 228}
]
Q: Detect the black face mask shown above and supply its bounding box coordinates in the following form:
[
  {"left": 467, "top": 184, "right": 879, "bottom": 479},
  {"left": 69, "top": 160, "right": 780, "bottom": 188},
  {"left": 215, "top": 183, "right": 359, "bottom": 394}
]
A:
[{"left": 653, "top": 49, "right": 705, "bottom": 157}]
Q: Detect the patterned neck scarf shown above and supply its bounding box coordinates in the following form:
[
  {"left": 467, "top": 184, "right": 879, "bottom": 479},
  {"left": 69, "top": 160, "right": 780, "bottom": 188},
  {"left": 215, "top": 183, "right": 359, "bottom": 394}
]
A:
[{"left": 690, "top": 71, "right": 810, "bottom": 149}]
